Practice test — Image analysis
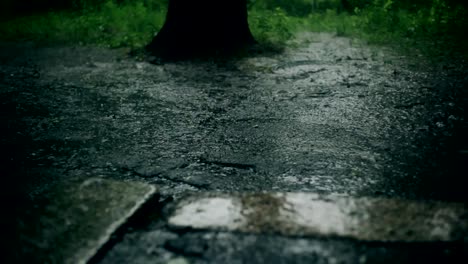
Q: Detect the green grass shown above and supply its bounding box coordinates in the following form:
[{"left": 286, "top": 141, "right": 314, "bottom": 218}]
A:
[
  {"left": 0, "top": 1, "right": 166, "bottom": 49},
  {"left": 300, "top": 1, "right": 468, "bottom": 58},
  {"left": 0, "top": 0, "right": 466, "bottom": 58},
  {"left": 0, "top": 1, "right": 301, "bottom": 49},
  {"left": 249, "top": 7, "right": 299, "bottom": 46}
]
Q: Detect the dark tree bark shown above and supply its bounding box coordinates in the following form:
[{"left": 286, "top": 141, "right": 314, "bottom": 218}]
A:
[
  {"left": 340, "top": 0, "right": 352, "bottom": 13},
  {"left": 146, "top": 0, "right": 256, "bottom": 59}
]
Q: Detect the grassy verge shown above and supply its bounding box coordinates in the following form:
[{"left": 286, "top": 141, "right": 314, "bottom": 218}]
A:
[
  {"left": 315, "top": 1, "right": 468, "bottom": 58},
  {"left": 0, "top": 0, "right": 466, "bottom": 58},
  {"left": 0, "top": 1, "right": 166, "bottom": 49},
  {"left": 0, "top": 1, "right": 301, "bottom": 49}
]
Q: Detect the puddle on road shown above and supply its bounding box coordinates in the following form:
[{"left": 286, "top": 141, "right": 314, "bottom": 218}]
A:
[
  {"left": 169, "top": 197, "right": 246, "bottom": 229},
  {"left": 168, "top": 193, "right": 468, "bottom": 242}
]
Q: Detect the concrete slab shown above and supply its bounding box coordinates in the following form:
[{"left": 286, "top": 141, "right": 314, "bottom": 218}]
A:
[
  {"left": 169, "top": 193, "right": 468, "bottom": 242},
  {"left": 16, "top": 178, "right": 157, "bottom": 264}
]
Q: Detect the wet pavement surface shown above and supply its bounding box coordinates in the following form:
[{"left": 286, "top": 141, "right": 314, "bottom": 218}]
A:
[{"left": 1, "top": 33, "right": 467, "bottom": 263}]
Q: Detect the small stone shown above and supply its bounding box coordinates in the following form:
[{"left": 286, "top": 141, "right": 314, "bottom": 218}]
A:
[{"left": 135, "top": 166, "right": 164, "bottom": 178}]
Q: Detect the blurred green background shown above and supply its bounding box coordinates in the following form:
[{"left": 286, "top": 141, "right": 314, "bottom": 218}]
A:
[{"left": 0, "top": 0, "right": 466, "bottom": 56}]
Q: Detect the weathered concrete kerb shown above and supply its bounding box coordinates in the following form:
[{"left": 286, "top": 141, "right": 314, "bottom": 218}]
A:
[{"left": 14, "top": 178, "right": 157, "bottom": 264}]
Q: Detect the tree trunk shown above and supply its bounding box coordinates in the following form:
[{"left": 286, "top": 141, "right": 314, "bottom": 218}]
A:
[
  {"left": 340, "top": 0, "right": 352, "bottom": 13},
  {"left": 146, "top": 0, "right": 256, "bottom": 59}
]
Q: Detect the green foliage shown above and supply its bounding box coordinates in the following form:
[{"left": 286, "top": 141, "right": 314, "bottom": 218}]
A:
[
  {"left": 0, "top": 0, "right": 166, "bottom": 48},
  {"left": 249, "top": 7, "right": 296, "bottom": 46},
  {"left": 250, "top": 0, "right": 313, "bottom": 16},
  {"left": 0, "top": 0, "right": 466, "bottom": 57},
  {"left": 0, "top": 0, "right": 300, "bottom": 49},
  {"left": 296, "top": 0, "right": 467, "bottom": 56},
  {"left": 305, "top": 9, "right": 360, "bottom": 36},
  {"left": 351, "top": 0, "right": 468, "bottom": 42},
  {"left": 250, "top": 0, "right": 345, "bottom": 16}
]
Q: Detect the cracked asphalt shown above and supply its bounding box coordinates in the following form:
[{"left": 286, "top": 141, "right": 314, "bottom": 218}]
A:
[{"left": 2, "top": 32, "right": 467, "bottom": 263}]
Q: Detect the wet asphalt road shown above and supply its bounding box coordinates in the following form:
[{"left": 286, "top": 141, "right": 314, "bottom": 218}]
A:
[{"left": 1, "top": 33, "right": 467, "bottom": 263}]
